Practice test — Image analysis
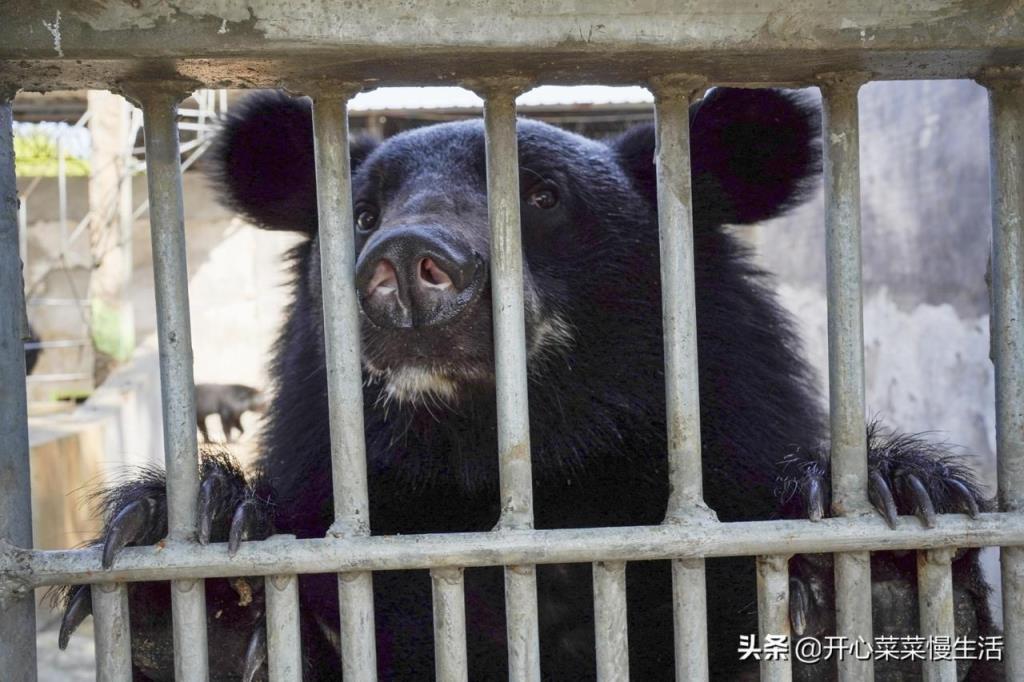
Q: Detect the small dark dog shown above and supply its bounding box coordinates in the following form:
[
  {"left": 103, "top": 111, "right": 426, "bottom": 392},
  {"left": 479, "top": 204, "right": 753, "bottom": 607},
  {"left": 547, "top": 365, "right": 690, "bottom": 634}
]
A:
[{"left": 194, "top": 383, "right": 265, "bottom": 443}]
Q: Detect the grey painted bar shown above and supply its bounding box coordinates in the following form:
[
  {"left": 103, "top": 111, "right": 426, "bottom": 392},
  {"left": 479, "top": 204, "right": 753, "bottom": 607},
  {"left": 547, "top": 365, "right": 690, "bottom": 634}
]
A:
[
  {"left": 137, "top": 87, "right": 210, "bottom": 681},
  {"left": 0, "top": 92, "right": 38, "bottom": 682},
  {"left": 310, "top": 91, "right": 378, "bottom": 681},
  {"left": 821, "top": 75, "right": 874, "bottom": 682}
]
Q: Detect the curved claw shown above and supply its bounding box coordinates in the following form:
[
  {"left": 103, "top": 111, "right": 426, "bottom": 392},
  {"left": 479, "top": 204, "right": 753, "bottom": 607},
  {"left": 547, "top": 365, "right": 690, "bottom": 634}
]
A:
[
  {"left": 103, "top": 498, "right": 153, "bottom": 569},
  {"left": 805, "top": 476, "right": 824, "bottom": 522},
  {"left": 197, "top": 473, "right": 225, "bottom": 545},
  {"left": 242, "top": 623, "right": 267, "bottom": 682},
  {"left": 789, "top": 578, "right": 810, "bottom": 636},
  {"left": 869, "top": 471, "right": 899, "bottom": 529},
  {"left": 58, "top": 586, "right": 92, "bottom": 650},
  {"left": 229, "top": 499, "right": 256, "bottom": 556},
  {"left": 947, "top": 479, "right": 981, "bottom": 519},
  {"left": 904, "top": 473, "right": 937, "bottom": 529}
]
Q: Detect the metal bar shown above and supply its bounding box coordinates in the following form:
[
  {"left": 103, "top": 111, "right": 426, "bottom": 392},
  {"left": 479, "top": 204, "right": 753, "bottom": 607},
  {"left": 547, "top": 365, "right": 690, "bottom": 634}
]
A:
[
  {"left": 0, "top": 91, "right": 38, "bottom": 682},
  {"left": 310, "top": 90, "right": 378, "bottom": 681},
  {"left": 756, "top": 555, "right": 792, "bottom": 682},
  {"left": 671, "top": 558, "right": 708, "bottom": 682},
  {"left": 431, "top": 567, "right": 469, "bottom": 682},
  {"left": 8, "top": 513, "right": 1015, "bottom": 590},
  {"left": 820, "top": 74, "right": 874, "bottom": 682},
  {"left": 265, "top": 573, "right": 303, "bottom": 682},
  {"left": 480, "top": 81, "right": 541, "bottom": 682},
  {"left": 57, "top": 133, "right": 67, "bottom": 251},
  {"left": 17, "top": 190, "right": 27, "bottom": 264},
  {"left": 985, "top": 72, "right": 1024, "bottom": 682},
  {"left": 650, "top": 75, "right": 711, "bottom": 682},
  {"left": 593, "top": 561, "right": 629, "bottom": 681},
  {"left": 136, "top": 85, "right": 209, "bottom": 681},
  {"left": 917, "top": 549, "right": 956, "bottom": 682},
  {"left": 93, "top": 582, "right": 133, "bottom": 682}
]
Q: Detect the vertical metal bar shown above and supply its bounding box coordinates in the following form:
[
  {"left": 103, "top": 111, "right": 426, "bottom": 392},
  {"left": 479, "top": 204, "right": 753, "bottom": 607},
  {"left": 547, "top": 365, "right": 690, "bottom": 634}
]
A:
[
  {"left": 918, "top": 549, "right": 956, "bottom": 682},
  {"left": 0, "top": 90, "right": 38, "bottom": 682},
  {"left": 593, "top": 561, "right": 629, "bottom": 681},
  {"left": 265, "top": 573, "right": 303, "bottom": 682},
  {"left": 93, "top": 583, "right": 133, "bottom": 682},
  {"left": 57, "top": 133, "right": 67, "bottom": 251},
  {"left": 431, "top": 567, "right": 469, "bottom": 682},
  {"left": 18, "top": 191, "right": 27, "bottom": 264},
  {"left": 310, "top": 90, "right": 378, "bottom": 680},
  {"left": 136, "top": 86, "right": 209, "bottom": 681},
  {"left": 480, "top": 82, "right": 541, "bottom": 682},
  {"left": 650, "top": 75, "right": 711, "bottom": 682},
  {"left": 756, "top": 555, "right": 793, "bottom": 682},
  {"left": 820, "top": 74, "right": 874, "bottom": 682},
  {"left": 985, "top": 73, "right": 1024, "bottom": 680}
]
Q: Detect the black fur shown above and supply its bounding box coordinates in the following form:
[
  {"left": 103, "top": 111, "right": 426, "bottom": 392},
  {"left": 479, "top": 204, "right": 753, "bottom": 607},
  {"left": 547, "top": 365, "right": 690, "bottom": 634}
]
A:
[{"left": 63, "top": 89, "right": 1000, "bottom": 680}]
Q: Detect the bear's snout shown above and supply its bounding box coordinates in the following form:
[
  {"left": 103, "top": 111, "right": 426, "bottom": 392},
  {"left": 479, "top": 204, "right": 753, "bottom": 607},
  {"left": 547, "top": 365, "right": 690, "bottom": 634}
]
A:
[{"left": 355, "top": 224, "right": 486, "bottom": 329}]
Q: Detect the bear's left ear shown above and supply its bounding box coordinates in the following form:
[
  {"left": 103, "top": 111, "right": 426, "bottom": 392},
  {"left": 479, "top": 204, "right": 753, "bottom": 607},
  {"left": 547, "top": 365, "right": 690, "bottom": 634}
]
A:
[
  {"left": 207, "top": 90, "right": 379, "bottom": 233},
  {"left": 613, "top": 87, "right": 820, "bottom": 226}
]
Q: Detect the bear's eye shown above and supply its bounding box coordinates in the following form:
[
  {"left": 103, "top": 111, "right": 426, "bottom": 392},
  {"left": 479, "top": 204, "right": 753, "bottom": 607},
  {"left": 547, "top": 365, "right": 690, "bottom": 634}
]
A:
[
  {"left": 355, "top": 207, "right": 379, "bottom": 232},
  {"left": 527, "top": 186, "right": 559, "bottom": 210}
]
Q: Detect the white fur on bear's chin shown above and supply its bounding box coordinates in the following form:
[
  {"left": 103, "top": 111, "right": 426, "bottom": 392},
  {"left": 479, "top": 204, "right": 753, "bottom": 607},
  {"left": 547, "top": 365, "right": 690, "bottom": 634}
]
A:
[
  {"left": 385, "top": 366, "right": 458, "bottom": 404},
  {"left": 364, "top": 313, "right": 574, "bottom": 407}
]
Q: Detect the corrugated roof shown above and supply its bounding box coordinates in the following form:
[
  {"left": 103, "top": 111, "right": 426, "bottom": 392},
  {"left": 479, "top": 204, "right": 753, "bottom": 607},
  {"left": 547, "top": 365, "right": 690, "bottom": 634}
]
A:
[{"left": 348, "top": 86, "right": 653, "bottom": 112}]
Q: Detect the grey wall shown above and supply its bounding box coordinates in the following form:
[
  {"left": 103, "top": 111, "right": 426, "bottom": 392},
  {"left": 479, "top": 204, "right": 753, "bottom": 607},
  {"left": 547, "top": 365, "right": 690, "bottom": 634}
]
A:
[{"left": 752, "top": 80, "right": 995, "bottom": 488}]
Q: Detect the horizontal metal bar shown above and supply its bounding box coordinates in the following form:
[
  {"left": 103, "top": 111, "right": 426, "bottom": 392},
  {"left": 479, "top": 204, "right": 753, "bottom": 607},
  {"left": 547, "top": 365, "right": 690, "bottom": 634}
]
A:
[
  {"left": 756, "top": 555, "right": 792, "bottom": 682},
  {"left": 2, "top": 3, "right": 1022, "bottom": 89},
  {"left": 24, "top": 338, "right": 89, "bottom": 349},
  {"left": 265, "top": 573, "right": 303, "bottom": 682},
  {"left": 92, "top": 582, "right": 132, "bottom": 682},
  {"left": 6, "top": 514, "right": 1023, "bottom": 591}
]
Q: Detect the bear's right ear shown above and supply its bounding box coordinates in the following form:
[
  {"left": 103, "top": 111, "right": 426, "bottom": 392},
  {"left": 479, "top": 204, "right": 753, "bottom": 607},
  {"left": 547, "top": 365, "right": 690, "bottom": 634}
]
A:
[
  {"left": 612, "top": 88, "right": 820, "bottom": 227},
  {"left": 207, "top": 91, "right": 379, "bottom": 233}
]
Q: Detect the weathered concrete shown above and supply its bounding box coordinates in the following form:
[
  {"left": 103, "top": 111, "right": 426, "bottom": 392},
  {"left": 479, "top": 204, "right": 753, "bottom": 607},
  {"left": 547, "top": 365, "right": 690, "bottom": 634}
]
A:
[{"left": 0, "top": 1, "right": 1022, "bottom": 90}]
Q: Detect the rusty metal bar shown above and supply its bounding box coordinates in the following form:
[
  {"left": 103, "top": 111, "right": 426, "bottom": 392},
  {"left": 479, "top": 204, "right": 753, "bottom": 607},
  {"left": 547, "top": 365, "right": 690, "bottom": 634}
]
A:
[
  {"left": 479, "top": 81, "right": 541, "bottom": 682},
  {"left": 8, "top": 513, "right": 1012, "bottom": 590},
  {"left": 93, "top": 583, "right": 132, "bottom": 682},
  {"left": 917, "top": 549, "right": 956, "bottom": 682},
  {"left": 431, "top": 567, "right": 469, "bottom": 682},
  {"left": 593, "top": 560, "right": 629, "bottom": 681},
  {"left": 756, "top": 555, "right": 792, "bottom": 682},
  {"left": 136, "top": 86, "right": 210, "bottom": 681},
  {"left": 310, "top": 89, "right": 378, "bottom": 681},
  {"left": 265, "top": 573, "right": 303, "bottom": 681},
  {"left": 820, "top": 74, "right": 874, "bottom": 682},
  {"left": 0, "top": 90, "right": 38, "bottom": 682},
  {"left": 985, "top": 72, "right": 1024, "bottom": 681},
  {"left": 650, "top": 75, "right": 711, "bottom": 682}
]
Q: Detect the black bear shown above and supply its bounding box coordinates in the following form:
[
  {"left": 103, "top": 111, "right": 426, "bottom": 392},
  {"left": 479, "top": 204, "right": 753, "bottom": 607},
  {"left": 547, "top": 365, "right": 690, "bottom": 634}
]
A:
[
  {"left": 195, "top": 383, "right": 266, "bottom": 443},
  {"left": 59, "top": 88, "right": 1000, "bottom": 680}
]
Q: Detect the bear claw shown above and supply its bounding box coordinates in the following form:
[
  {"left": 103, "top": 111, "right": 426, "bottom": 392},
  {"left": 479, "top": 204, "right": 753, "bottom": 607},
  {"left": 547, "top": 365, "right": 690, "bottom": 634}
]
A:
[
  {"left": 58, "top": 585, "right": 91, "bottom": 650},
  {"left": 103, "top": 497, "right": 158, "bottom": 569},
  {"left": 242, "top": 622, "right": 267, "bottom": 682}
]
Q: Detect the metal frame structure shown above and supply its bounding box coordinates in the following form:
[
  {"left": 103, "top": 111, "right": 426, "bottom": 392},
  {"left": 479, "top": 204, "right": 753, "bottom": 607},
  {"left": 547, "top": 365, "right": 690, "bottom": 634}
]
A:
[{"left": 0, "top": 2, "right": 1022, "bottom": 680}]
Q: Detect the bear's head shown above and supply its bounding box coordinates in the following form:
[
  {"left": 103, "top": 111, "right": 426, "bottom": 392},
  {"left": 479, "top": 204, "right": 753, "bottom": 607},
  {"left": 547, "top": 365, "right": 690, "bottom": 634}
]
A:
[{"left": 209, "top": 88, "right": 819, "bottom": 410}]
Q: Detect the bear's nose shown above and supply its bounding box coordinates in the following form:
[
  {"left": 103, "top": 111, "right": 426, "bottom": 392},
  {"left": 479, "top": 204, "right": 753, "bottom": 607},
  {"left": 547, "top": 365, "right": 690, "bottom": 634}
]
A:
[{"left": 355, "top": 226, "right": 485, "bottom": 329}]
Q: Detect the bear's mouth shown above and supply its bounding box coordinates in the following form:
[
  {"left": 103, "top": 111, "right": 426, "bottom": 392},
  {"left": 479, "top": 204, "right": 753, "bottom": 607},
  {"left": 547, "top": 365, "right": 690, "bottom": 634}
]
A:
[{"left": 360, "top": 308, "right": 575, "bottom": 408}]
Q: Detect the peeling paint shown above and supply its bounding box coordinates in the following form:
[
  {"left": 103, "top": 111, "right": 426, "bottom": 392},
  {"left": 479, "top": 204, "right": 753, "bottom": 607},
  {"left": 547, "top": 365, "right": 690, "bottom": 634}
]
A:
[{"left": 41, "top": 10, "right": 63, "bottom": 58}]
